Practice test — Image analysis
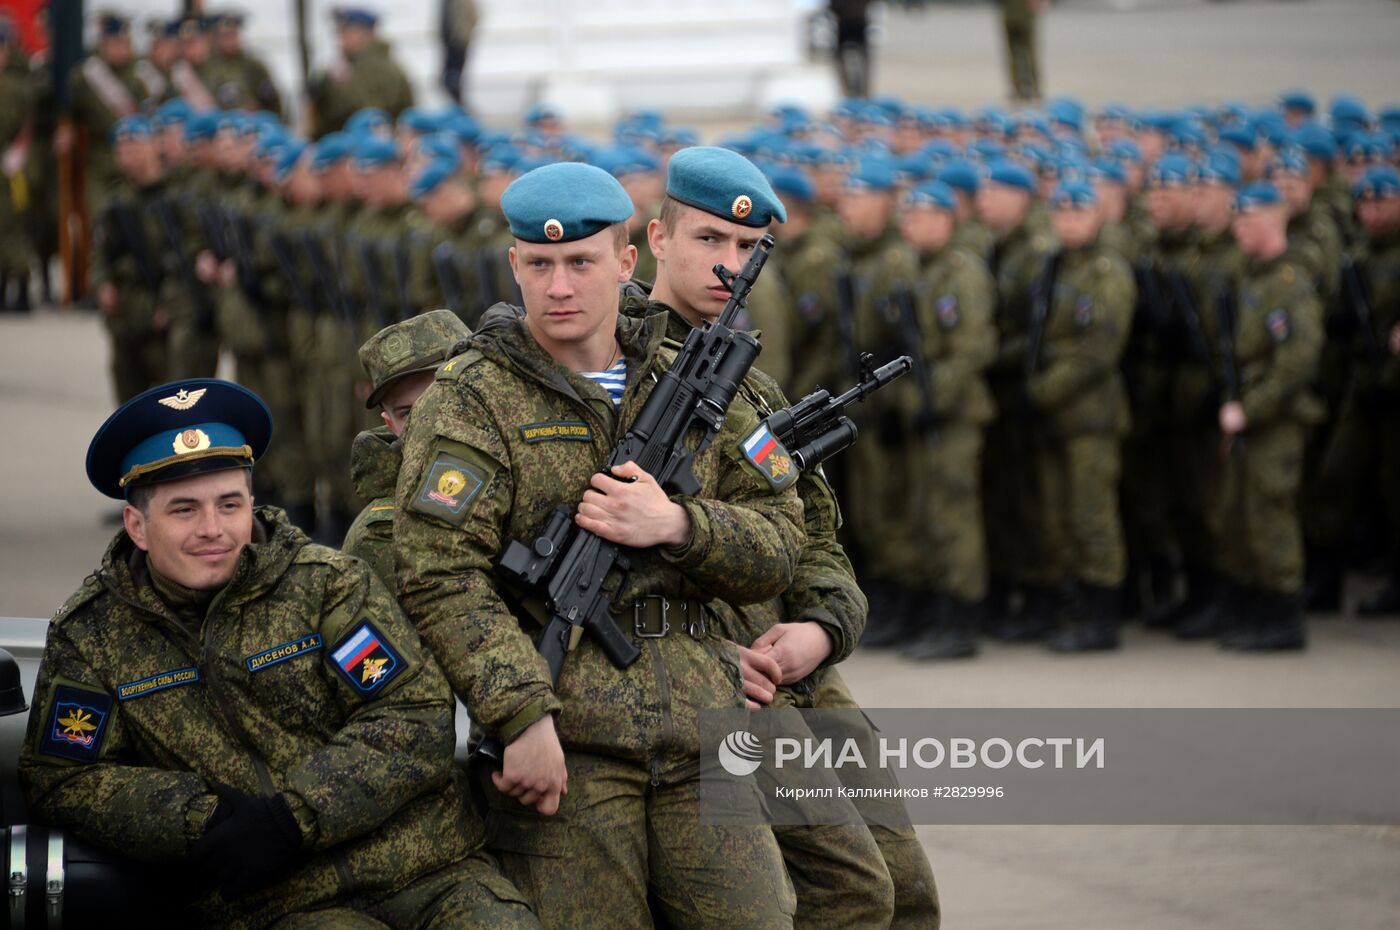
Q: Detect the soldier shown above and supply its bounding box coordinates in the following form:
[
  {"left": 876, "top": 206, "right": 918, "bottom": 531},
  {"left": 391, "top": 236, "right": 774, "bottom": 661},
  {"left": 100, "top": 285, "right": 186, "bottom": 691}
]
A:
[
  {"left": 57, "top": 12, "right": 146, "bottom": 214},
  {"left": 1215, "top": 182, "right": 1325, "bottom": 650},
  {"left": 1000, "top": 0, "right": 1047, "bottom": 104},
  {"left": 136, "top": 17, "right": 178, "bottom": 106},
  {"left": 1303, "top": 167, "right": 1400, "bottom": 617},
  {"left": 393, "top": 162, "right": 803, "bottom": 929},
  {"left": 94, "top": 116, "right": 174, "bottom": 402},
  {"left": 171, "top": 15, "right": 218, "bottom": 110},
  {"left": 0, "top": 21, "right": 34, "bottom": 313},
  {"left": 21, "top": 378, "right": 539, "bottom": 928},
  {"left": 207, "top": 11, "right": 283, "bottom": 114},
  {"left": 976, "top": 159, "right": 1058, "bottom": 640},
  {"left": 345, "top": 310, "right": 473, "bottom": 585},
  {"left": 309, "top": 8, "right": 415, "bottom": 138},
  {"left": 405, "top": 158, "right": 482, "bottom": 325},
  {"left": 1030, "top": 180, "right": 1135, "bottom": 652},
  {"left": 895, "top": 180, "right": 997, "bottom": 661},
  {"left": 631, "top": 146, "right": 940, "bottom": 929}
]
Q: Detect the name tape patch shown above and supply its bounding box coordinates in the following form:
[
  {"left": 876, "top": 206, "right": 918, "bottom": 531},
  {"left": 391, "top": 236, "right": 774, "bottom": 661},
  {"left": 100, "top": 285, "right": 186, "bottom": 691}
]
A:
[
  {"left": 116, "top": 666, "right": 200, "bottom": 701},
  {"left": 246, "top": 634, "right": 324, "bottom": 674},
  {"left": 520, "top": 421, "right": 593, "bottom": 443}
]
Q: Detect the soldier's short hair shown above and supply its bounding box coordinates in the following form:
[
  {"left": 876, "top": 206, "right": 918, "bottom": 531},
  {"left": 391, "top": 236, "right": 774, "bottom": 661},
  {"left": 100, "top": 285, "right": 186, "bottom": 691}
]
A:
[{"left": 127, "top": 467, "right": 253, "bottom": 515}]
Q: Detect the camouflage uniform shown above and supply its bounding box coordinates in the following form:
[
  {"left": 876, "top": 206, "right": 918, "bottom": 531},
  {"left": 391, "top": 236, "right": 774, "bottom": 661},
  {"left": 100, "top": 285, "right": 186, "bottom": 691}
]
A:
[
  {"left": 66, "top": 53, "right": 147, "bottom": 212},
  {"left": 394, "top": 306, "right": 803, "bottom": 930},
  {"left": 780, "top": 222, "right": 850, "bottom": 397},
  {"left": 309, "top": 39, "right": 415, "bottom": 138},
  {"left": 344, "top": 426, "right": 401, "bottom": 587},
  {"left": 93, "top": 176, "right": 176, "bottom": 401},
  {"left": 20, "top": 507, "right": 537, "bottom": 929},
  {"left": 1027, "top": 238, "right": 1135, "bottom": 644},
  {"left": 1000, "top": 0, "right": 1041, "bottom": 102},
  {"left": 627, "top": 295, "right": 942, "bottom": 930},
  {"left": 205, "top": 48, "right": 283, "bottom": 115}
]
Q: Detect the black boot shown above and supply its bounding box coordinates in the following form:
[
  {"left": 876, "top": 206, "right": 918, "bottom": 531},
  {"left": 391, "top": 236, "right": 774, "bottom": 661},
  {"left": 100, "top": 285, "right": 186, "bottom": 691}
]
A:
[
  {"left": 1047, "top": 584, "right": 1121, "bottom": 653},
  {"left": 1303, "top": 546, "right": 1345, "bottom": 613},
  {"left": 860, "top": 582, "right": 915, "bottom": 648},
  {"left": 1356, "top": 576, "right": 1400, "bottom": 618},
  {"left": 1176, "top": 580, "right": 1246, "bottom": 640},
  {"left": 1119, "top": 552, "right": 1143, "bottom": 621},
  {"left": 13, "top": 274, "right": 29, "bottom": 313},
  {"left": 1163, "top": 567, "right": 1220, "bottom": 633},
  {"left": 1141, "top": 556, "right": 1181, "bottom": 628},
  {"left": 995, "top": 583, "right": 1057, "bottom": 642},
  {"left": 981, "top": 576, "right": 1013, "bottom": 636},
  {"left": 1220, "top": 590, "right": 1306, "bottom": 651},
  {"left": 904, "top": 595, "right": 979, "bottom": 660},
  {"left": 0, "top": 273, "right": 9, "bottom": 312}
]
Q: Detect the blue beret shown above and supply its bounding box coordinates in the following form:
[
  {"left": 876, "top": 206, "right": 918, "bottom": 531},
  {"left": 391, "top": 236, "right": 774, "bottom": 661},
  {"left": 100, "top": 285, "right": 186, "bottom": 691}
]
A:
[
  {"left": 1046, "top": 98, "right": 1085, "bottom": 131},
  {"left": 1218, "top": 100, "right": 1251, "bottom": 124},
  {"left": 1218, "top": 126, "right": 1258, "bottom": 152},
  {"left": 903, "top": 180, "right": 958, "bottom": 212},
  {"left": 922, "top": 140, "right": 960, "bottom": 162},
  {"left": 1330, "top": 94, "right": 1370, "bottom": 127},
  {"left": 1054, "top": 158, "right": 1093, "bottom": 184},
  {"left": 441, "top": 113, "right": 481, "bottom": 145},
  {"left": 969, "top": 139, "right": 1007, "bottom": 162},
  {"left": 155, "top": 98, "right": 193, "bottom": 127},
  {"left": 310, "top": 132, "right": 354, "bottom": 170},
  {"left": 1106, "top": 139, "right": 1142, "bottom": 164},
  {"left": 415, "top": 131, "right": 462, "bottom": 167},
  {"left": 524, "top": 102, "right": 561, "bottom": 125},
  {"left": 843, "top": 157, "right": 899, "bottom": 193},
  {"left": 1236, "top": 181, "right": 1283, "bottom": 212},
  {"left": 345, "top": 108, "right": 390, "bottom": 136},
  {"left": 274, "top": 141, "right": 307, "bottom": 182},
  {"left": 112, "top": 116, "right": 153, "bottom": 143},
  {"left": 1343, "top": 132, "right": 1390, "bottom": 161},
  {"left": 765, "top": 163, "right": 814, "bottom": 202},
  {"left": 254, "top": 131, "right": 290, "bottom": 161},
  {"left": 335, "top": 7, "right": 379, "bottom": 29},
  {"left": 666, "top": 146, "right": 786, "bottom": 226},
  {"left": 594, "top": 145, "right": 660, "bottom": 178},
  {"left": 396, "top": 107, "right": 442, "bottom": 135},
  {"left": 1147, "top": 154, "right": 1198, "bottom": 187},
  {"left": 1293, "top": 123, "right": 1337, "bottom": 161},
  {"left": 215, "top": 111, "right": 244, "bottom": 135},
  {"left": 502, "top": 162, "right": 634, "bottom": 244},
  {"left": 353, "top": 136, "right": 398, "bottom": 170},
  {"left": 479, "top": 144, "right": 521, "bottom": 175},
  {"left": 1379, "top": 106, "right": 1400, "bottom": 132},
  {"left": 983, "top": 159, "right": 1036, "bottom": 194},
  {"left": 1049, "top": 180, "right": 1097, "bottom": 209},
  {"left": 184, "top": 111, "right": 219, "bottom": 142},
  {"left": 1279, "top": 90, "right": 1315, "bottom": 114},
  {"left": 1090, "top": 157, "right": 1127, "bottom": 186},
  {"left": 1096, "top": 103, "right": 1134, "bottom": 124},
  {"left": 894, "top": 152, "right": 933, "bottom": 182},
  {"left": 936, "top": 159, "right": 981, "bottom": 195},
  {"left": 409, "top": 158, "right": 458, "bottom": 199},
  {"left": 87, "top": 379, "right": 272, "bottom": 500},
  {"left": 1354, "top": 165, "right": 1400, "bottom": 201},
  {"left": 1198, "top": 148, "right": 1242, "bottom": 187},
  {"left": 1169, "top": 121, "right": 1209, "bottom": 149},
  {"left": 661, "top": 127, "right": 700, "bottom": 147},
  {"left": 1268, "top": 147, "right": 1309, "bottom": 177}
]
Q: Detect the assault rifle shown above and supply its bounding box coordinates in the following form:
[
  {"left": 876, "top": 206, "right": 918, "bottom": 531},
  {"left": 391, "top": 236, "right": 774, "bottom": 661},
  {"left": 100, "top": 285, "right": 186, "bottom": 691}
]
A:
[
  {"left": 764, "top": 353, "right": 912, "bottom": 471},
  {"left": 483, "top": 235, "right": 777, "bottom": 764},
  {"left": 892, "top": 287, "right": 939, "bottom": 438}
]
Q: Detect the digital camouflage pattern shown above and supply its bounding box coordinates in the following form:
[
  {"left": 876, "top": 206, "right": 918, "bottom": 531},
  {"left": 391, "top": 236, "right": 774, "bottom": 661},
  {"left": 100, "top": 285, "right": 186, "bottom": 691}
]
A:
[
  {"left": 19, "top": 508, "right": 531, "bottom": 928},
  {"left": 393, "top": 304, "right": 803, "bottom": 928},
  {"left": 359, "top": 308, "right": 473, "bottom": 408},
  {"left": 344, "top": 425, "right": 401, "bottom": 588},
  {"left": 308, "top": 39, "right": 414, "bottom": 138}
]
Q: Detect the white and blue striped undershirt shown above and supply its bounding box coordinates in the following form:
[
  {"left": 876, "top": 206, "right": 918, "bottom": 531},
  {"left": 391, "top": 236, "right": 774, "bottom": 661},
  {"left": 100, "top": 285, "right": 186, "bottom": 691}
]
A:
[{"left": 579, "top": 358, "right": 627, "bottom": 407}]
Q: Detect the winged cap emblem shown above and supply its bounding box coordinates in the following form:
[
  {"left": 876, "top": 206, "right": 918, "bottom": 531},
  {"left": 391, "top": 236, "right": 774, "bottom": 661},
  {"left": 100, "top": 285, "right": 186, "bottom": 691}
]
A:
[{"left": 158, "top": 388, "right": 208, "bottom": 411}]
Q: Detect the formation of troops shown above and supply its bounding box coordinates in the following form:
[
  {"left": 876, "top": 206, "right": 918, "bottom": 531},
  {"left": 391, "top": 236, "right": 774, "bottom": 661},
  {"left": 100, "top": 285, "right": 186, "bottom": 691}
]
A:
[{"left": 8, "top": 7, "right": 1400, "bottom": 924}]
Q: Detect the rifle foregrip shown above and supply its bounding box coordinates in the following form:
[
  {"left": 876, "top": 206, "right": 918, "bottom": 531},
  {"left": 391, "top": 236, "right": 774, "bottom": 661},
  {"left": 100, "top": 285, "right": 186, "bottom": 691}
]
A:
[{"left": 792, "top": 418, "right": 858, "bottom": 471}]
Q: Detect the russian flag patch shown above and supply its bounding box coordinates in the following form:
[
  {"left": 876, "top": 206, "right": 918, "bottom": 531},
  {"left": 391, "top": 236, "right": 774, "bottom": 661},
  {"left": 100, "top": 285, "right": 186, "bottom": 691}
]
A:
[
  {"left": 329, "top": 621, "right": 404, "bottom": 696},
  {"left": 741, "top": 422, "right": 797, "bottom": 492}
]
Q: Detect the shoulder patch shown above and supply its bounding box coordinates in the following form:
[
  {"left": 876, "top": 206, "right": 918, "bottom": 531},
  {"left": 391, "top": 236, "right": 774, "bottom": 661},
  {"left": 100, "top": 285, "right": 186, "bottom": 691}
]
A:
[
  {"left": 1074, "top": 296, "right": 1094, "bottom": 329},
  {"left": 408, "top": 439, "right": 498, "bottom": 526},
  {"left": 116, "top": 666, "right": 200, "bottom": 701},
  {"left": 1266, "top": 308, "right": 1291, "bottom": 343},
  {"left": 246, "top": 633, "right": 324, "bottom": 674},
  {"left": 519, "top": 421, "right": 593, "bottom": 443},
  {"left": 437, "top": 348, "right": 485, "bottom": 380},
  {"left": 328, "top": 620, "right": 405, "bottom": 696},
  {"left": 1096, "top": 256, "right": 1112, "bottom": 274},
  {"left": 39, "top": 684, "right": 114, "bottom": 763},
  {"left": 741, "top": 422, "right": 798, "bottom": 492},
  {"left": 936, "top": 295, "right": 960, "bottom": 329}
]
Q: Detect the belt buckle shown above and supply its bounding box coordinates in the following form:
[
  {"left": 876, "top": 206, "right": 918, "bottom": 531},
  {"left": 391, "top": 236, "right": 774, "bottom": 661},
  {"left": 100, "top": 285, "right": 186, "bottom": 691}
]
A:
[
  {"left": 682, "top": 606, "right": 707, "bottom": 638},
  {"left": 634, "top": 595, "right": 670, "bottom": 638}
]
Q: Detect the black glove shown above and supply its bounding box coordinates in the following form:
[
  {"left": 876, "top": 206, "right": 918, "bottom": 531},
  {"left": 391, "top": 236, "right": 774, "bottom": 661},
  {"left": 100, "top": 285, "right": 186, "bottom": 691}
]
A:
[{"left": 191, "top": 785, "right": 304, "bottom": 901}]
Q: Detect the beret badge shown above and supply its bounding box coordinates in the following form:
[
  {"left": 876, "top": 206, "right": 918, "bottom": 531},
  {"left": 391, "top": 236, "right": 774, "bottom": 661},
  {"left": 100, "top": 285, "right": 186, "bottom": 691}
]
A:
[
  {"left": 543, "top": 218, "right": 564, "bottom": 241},
  {"left": 731, "top": 195, "right": 753, "bottom": 220}
]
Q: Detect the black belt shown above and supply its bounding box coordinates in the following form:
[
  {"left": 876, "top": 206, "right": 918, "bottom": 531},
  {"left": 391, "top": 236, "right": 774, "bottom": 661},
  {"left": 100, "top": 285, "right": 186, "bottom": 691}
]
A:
[{"left": 629, "top": 595, "right": 708, "bottom": 639}]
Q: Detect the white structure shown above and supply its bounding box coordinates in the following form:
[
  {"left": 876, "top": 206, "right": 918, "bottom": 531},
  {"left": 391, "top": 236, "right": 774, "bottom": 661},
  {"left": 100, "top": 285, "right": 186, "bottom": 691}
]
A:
[{"left": 113, "top": 0, "right": 838, "bottom": 129}]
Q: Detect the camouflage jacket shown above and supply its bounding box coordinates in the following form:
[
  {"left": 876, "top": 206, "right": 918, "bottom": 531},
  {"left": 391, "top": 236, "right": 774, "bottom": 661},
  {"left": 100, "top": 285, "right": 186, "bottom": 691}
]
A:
[
  {"left": 988, "top": 219, "right": 1058, "bottom": 381},
  {"left": 393, "top": 305, "right": 805, "bottom": 761},
  {"left": 344, "top": 426, "right": 402, "bottom": 588},
  {"left": 779, "top": 223, "right": 848, "bottom": 396},
  {"left": 1027, "top": 238, "right": 1136, "bottom": 437},
  {"left": 619, "top": 292, "right": 867, "bottom": 667},
  {"left": 310, "top": 40, "right": 414, "bottom": 138},
  {"left": 93, "top": 177, "right": 182, "bottom": 338},
  {"left": 1350, "top": 229, "right": 1400, "bottom": 400},
  {"left": 20, "top": 508, "right": 476, "bottom": 927},
  {"left": 910, "top": 244, "right": 998, "bottom": 426},
  {"left": 1236, "top": 253, "right": 1326, "bottom": 428}
]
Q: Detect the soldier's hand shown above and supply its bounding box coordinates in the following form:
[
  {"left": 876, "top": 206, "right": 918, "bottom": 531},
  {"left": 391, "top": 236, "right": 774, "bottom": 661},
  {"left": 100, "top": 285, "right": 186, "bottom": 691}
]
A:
[
  {"left": 1389, "top": 323, "right": 1400, "bottom": 356},
  {"left": 96, "top": 283, "right": 119, "bottom": 316},
  {"left": 153, "top": 309, "right": 171, "bottom": 333},
  {"left": 735, "top": 643, "right": 782, "bottom": 709},
  {"left": 196, "top": 250, "right": 220, "bottom": 282},
  {"left": 576, "top": 461, "right": 692, "bottom": 549},
  {"left": 218, "top": 260, "right": 237, "bottom": 288},
  {"left": 494, "top": 714, "right": 568, "bottom": 816},
  {"left": 1219, "top": 401, "right": 1247, "bottom": 436},
  {"left": 752, "top": 622, "right": 835, "bottom": 685}
]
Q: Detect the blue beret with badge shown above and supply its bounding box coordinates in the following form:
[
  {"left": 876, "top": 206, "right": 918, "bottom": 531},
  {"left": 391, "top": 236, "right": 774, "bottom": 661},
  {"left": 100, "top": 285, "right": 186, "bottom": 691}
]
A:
[
  {"left": 983, "top": 159, "right": 1036, "bottom": 194},
  {"left": 1292, "top": 123, "right": 1337, "bottom": 161},
  {"left": 1236, "top": 181, "right": 1283, "bottom": 213},
  {"left": 415, "top": 131, "right": 462, "bottom": 169},
  {"left": 1279, "top": 89, "right": 1316, "bottom": 114},
  {"left": 1268, "top": 147, "right": 1309, "bottom": 178},
  {"left": 1049, "top": 179, "right": 1097, "bottom": 209},
  {"left": 936, "top": 159, "right": 980, "bottom": 195},
  {"left": 1046, "top": 98, "right": 1085, "bottom": 132},
  {"left": 1329, "top": 94, "right": 1370, "bottom": 129},
  {"left": 501, "top": 161, "right": 634, "bottom": 244},
  {"left": 1090, "top": 157, "right": 1127, "bottom": 186},
  {"left": 1106, "top": 139, "right": 1142, "bottom": 164},
  {"left": 184, "top": 111, "right": 220, "bottom": 142},
  {"left": 1218, "top": 125, "right": 1258, "bottom": 152},
  {"left": 479, "top": 144, "right": 521, "bottom": 175},
  {"left": 1147, "top": 154, "right": 1198, "bottom": 188},
  {"left": 310, "top": 131, "right": 354, "bottom": 170},
  {"left": 764, "top": 163, "right": 814, "bottom": 203},
  {"left": 1198, "top": 148, "right": 1242, "bottom": 187},
  {"left": 666, "top": 146, "right": 786, "bottom": 226},
  {"left": 969, "top": 138, "right": 1007, "bottom": 162},
  {"left": 903, "top": 180, "right": 958, "bottom": 212},
  {"left": 112, "top": 115, "right": 153, "bottom": 143},
  {"left": 345, "top": 107, "right": 390, "bottom": 136},
  {"left": 353, "top": 135, "right": 398, "bottom": 170},
  {"left": 843, "top": 157, "right": 899, "bottom": 194},
  {"left": 275, "top": 141, "right": 307, "bottom": 183},
  {"left": 86, "top": 379, "right": 273, "bottom": 500},
  {"left": 397, "top": 107, "right": 442, "bottom": 135},
  {"left": 1354, "top": 165, "right": 1400, "bottom": 201},
  {"left": 409, "top": 158, "right": 457, "bottom": 199},
  {"left": 154, "top": 98, "right": 192, "bottom": 127}
]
